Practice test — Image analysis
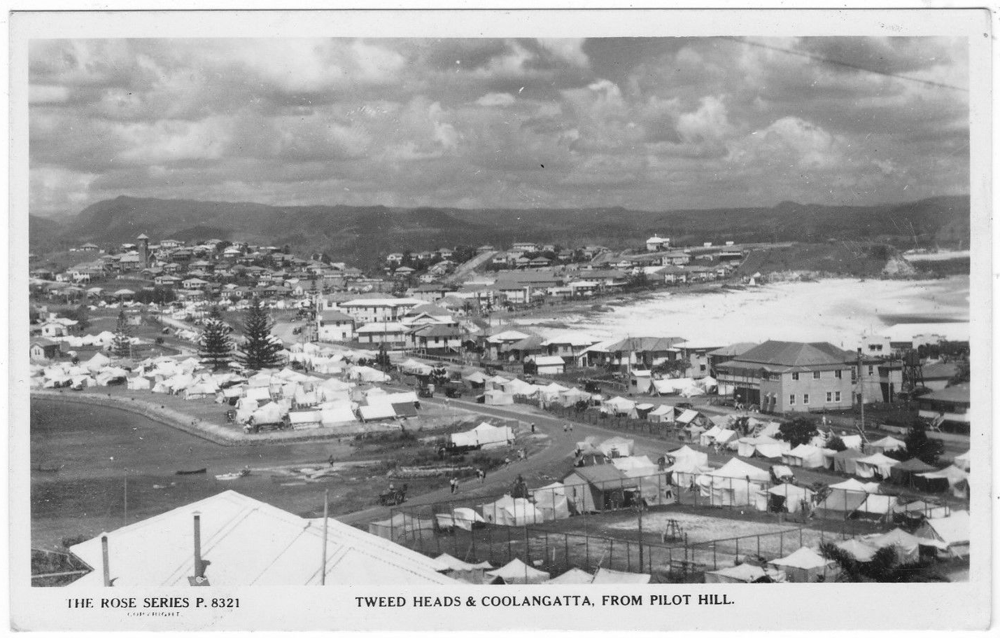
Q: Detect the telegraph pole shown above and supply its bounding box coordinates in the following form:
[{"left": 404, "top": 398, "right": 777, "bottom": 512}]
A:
[{"left": 856, "top": 348, "right": 865, "bottom": 436}]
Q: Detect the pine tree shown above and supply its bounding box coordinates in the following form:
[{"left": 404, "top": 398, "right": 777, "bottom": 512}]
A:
[
  {"left": 111, "top": 310, "right": 133, "bottom": 358},
  {"left": 199, "top": 306, "right": 234, "bottom": 371},
  {"left": 237, "top": 295, "right": 283, "bottom": 371}
]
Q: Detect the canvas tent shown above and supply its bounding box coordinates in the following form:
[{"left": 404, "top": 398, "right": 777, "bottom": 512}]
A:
[
  {"left": 832, "top": 449, "right": 865, "bottom": 475},
  {"left": 696, "top": 458, "right": 771, "bottom": 507},
  {"left": 814, "top": 490, "right": 869, "bottom": 521},
  {"left": 546, "top": 568, "right": 594, "bottom": 585},
  {"left": 913, "top": 511, "right": 970, "bottom": 558},
  {"left": 597, "top": 437, "right": 634, "bottom": 458},
  {"left": 828, "top": 478, "right": 880, "bottom": 493},
  {"left": 870, "top": 436, "right": 906, "bottom": 454},
  {"left": 952, "top": 451, "right": 970, "bottom": 471},
  {"left": 782, "top": 444, "right": 828, "bottom": 469},
  {"left": 486, "top": 558, "right": 550, "bottom": 584},
  {"left": 480, "top": 495, "right": 546, "bottom": 526},
  {"left": 835, "top": 539, "right": 878, "bottom": 562},
  {"left": 736, "top": 436, "right": 786, "bottom": 459},
  {"left": 767, "top": 547, "right": 838, "bottom": 583},
  {"left": 914, "top": 465, "right": 968, "bottom": 493},
  {"left": 435, "top": 508, "right": 485, "bottom": 532},
  {"left": 888, "top": 458, "right": 938, "bottom": 488},
  {"left": 368, "top": 513, "right": 436, "bottom": 544},
  {"left": 855, "top": 453, "right": 900, "bottom": 480},
  {"left": 863, "top": 528, "right": 922, "bottom": 565},
  {"left": 705, "top": 563, "right": 782, "bottom": 584},
  {"left": 758, "top": 484, "right": 814, "bottom": 514},
  {"left": 648, "top": 404, "right": 675, "bottom": 423},
  {"left": 591, "top": 568, "right": 650, "bottom": 585},
  {"left": 666, "top": 445, "right": 708, "bottom": 468},
  {"left": 531, "top": 482, "right": 570, "bottom": 521}
]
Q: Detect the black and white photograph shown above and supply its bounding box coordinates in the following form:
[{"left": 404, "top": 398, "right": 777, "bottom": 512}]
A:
[{"left": 8, "top": 6, "right": 992, "bottom": 632}]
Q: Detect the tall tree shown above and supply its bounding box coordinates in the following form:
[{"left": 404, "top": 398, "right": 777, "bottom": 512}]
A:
[
  {"left": 237, "top": 296, "right": 283, "bottom": 371},
  {"left": 199, "top": 306, "right": 234, "bottom": 371},
  {"left": 111, "top": 310, "right": 132, "bottom": 358}
]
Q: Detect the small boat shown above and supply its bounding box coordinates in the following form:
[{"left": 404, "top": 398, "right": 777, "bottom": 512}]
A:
[
  {"left": 176, "top": 468, "right": 208, "bottom": 475},
  {"left": 215, "top": 473, "right": 243, "bottom": 481},
  {"left": 33, "top": 464, "right": 63, "bottom": 473}
]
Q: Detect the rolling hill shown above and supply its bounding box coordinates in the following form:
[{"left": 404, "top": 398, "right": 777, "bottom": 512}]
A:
[{"left": 31, "top": 194, "right": 970, "bottom": 269}]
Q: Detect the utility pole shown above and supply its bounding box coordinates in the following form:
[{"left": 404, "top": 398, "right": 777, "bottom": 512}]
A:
[
  {"left": 637, "top": 500, "right": 644, "bottom": 573},
  {"left": 856, "top": 348, "right": 865, "bottom": 436},
  {"left": 321, "top": 489, "right": 329, "bottom": 585}
]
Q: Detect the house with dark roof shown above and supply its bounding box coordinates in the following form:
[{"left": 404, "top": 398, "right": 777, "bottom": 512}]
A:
[
  {"left": 577, "top": 336, "right": 686, "bottom": 371},
  {"left": 715, "top": 340, "right": 875, "bottom": 414},
  {"left": 916, "top": 383, "right": 970, "bottom": 434},
  {"left": 30, "top": 338, "right": 61, "bottom": 361}
]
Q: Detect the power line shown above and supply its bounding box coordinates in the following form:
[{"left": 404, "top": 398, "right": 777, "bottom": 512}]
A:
[{"left": 724, "top": 37, "right": 968, "bottom": 93}]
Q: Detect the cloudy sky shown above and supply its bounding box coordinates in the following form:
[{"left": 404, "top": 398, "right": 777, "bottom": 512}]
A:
[{"left": 29, "top": 37, "right": 969, "bottom": 217}]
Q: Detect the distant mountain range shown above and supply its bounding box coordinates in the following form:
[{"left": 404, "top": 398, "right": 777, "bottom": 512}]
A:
[{"left": 29, "top": 194, "right": 970, "bottom": 269}]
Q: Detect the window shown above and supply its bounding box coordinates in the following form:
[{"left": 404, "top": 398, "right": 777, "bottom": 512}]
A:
[
  {"left": 868, "top": 365, "right": 874, "bottom": 375},
  {"left": 789, "top": 394, "right": 796, "bottom": 406},
  {"left": 826, "top": 392, "right": 832, "bottom": 402},
  {"left": 835, "top": 370, "right": 842, "bottom": 380},
  {"left": 791, "top": 372, "right": 799, "bottom": 381},
  {"left": 835, "top": 391, "right": 841, "bottom": 402},
  {"left": 813, "top": 371, "right": 821, "bottom": 380}
]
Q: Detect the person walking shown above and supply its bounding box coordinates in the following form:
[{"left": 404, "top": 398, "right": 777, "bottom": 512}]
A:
[
  {"left": 563, "top": 424, "right": 568, "bottom": 434},
  {"left": 569, "top": 423, "right": 574, "bottom": 433}
]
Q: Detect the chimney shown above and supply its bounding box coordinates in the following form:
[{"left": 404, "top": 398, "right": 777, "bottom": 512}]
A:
[
  {"left": 101, "top": 534, "right": 112, "bottom": 587},
  {"left": 193, "top": 511, "right": 204, "bottom": 579}
]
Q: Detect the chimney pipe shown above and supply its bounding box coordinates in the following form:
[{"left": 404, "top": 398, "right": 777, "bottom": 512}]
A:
[
  {"left": 101, "top": 534, "right": 112, "bottom": 587},
  {"left": 193, "top": 512, "right": 203, "bottom": 579}
]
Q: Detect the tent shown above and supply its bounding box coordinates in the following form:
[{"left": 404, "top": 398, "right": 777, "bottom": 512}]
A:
[
  {"left": 367, "top": 513, "right": 436, "bottom": 544},
  {"left": 250, "top": 402, "right": 284, "bottom": 425},
  {"left": 832, "top": 449, "right": 865, "bottom": 475},
  {"left": 704, "top": 563, "right": 779, "bottom": 584},
  {"left": 451, "top": 423, "right": 514, "bottom": 448},
  {"left": 828, "top": 478, "right": 880, "bottom": 494},
  {"left": 400, "top": 359, "right": 434, "bottom": 376},
  {"left": 480, "top": 496, "right": 546, "bottom": 526},
  {"left": 559, "top": 388, "right": 594, "bottom": 408},
  {"left": 603, "top": 396, "right": 636, "bottom": 416},
  {"left": 546, "top": 568, "right": 594, "bottom": 585},
  {"left": 486, "top": 558, "right": 550, "bottom": 584},
  {"left": 853, "top": 494, "right": 898, "bottom": 521},
  {"left": 767, "top": 547, "right": 839, "bottom": 583},
  {"left": 127, "top": 376, "right": 151, "bottom": 391},
  {"left": 348, "top": 366, "right": 391, "bottom": 383},
  {"left": 434, "top": 553, "right": 493, "bottom": 571},
  {"left": 737, "top": 436, "right": 786, "bottom": 460},
  {"left": 612, "top": 455, "right": 657, "bottom": 476},
  {"left": 870, "top": 436, "right": 906, "bottom": 454},
  {"left": 462, "top": 371, "right": 489, "bottom": 387},
  {"left": 699, "top": 425, "right": 722, "bottom": 447},
  {"left": 759, "top": 484, "right": 814, "bottom": 514},
  {"left": 782, "top": 444, "right": 828, "bottom": 469},
  {"left": 666, "top": 446, "right": 708, "bottom": 468},
  {"left": 814, "top": 490, "right": 869, "bottom": 521},
  {"left": 952, "top": 450, "right": 970, "bottom": 471},
  {"left": 675, "top": 409, "right": 702, "bottom": 425},
  {"left": 864, "top": 528, "right": 922, "bottom": 565},
  {"left": 840, "top": 435, "right": 863, "bottom": 450},
  {"left": 435, "top": 508, "right": 485, "bottom": 532},
  {"left": 914, "top": 465, "right": 968, "bottom": 493},
  {"left": 591, "top": 568, "right": 650, "bottom": 585},
  {"left": 358, "top": 403, "right": 397, "bottom": 422},
  {"left": 320, "top": 403, "right": 358, "bottom": 427},
  {"left": 913, "top": 511, "right": 970, "bottom": 558},
  {"left": 597, "top": 437, "right": 634, "bottom": 458},
  {"left": 892, "top": 500, "right": 950, "bottom": 520},
  {"left": 83, "top": 352, "right": 111, "bottom": 371},
  {"left": 483, "top": 390, "right": 514, "bottom": 406},
  {"left": 648, "top": 404, "right": 675, "bottom": 423},
  {"left": 696, "top": 459, "right": 771, "bottom": 507},
  {"left": 889, "top": 458, "right": 938, "bottom": 488},
  {"left": 835, "top": 538, "right": 878, "bottom": 562},
  {"left": 531, "top": 482, "right": 570, "bottom": 521},
  {"left": 287, "top": 410, "right": 323, "bottom": 429},
  {"left": 855, "top": 453, "right": 900, "bottom": 480}
]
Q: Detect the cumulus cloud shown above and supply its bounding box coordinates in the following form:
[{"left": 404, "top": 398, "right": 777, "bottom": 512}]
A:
[{"left": 27, "top": 36, "right": 970, "bottom": 216}]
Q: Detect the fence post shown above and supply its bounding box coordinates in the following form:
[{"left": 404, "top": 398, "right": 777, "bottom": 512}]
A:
[
  {"left": 565, "top": 535, "right": 570, "bottom": 571},
  {"left": 799, "top": 526, "right": 803, "bottom": 547},
  {"left": 779, "top": 533, "right": 783, "bottom": 557},
  {"left": 586, "top": 534, "right": 590, "bottom": 569},
  {"left": 544, "top": 533, "right": 549, "bottom": 570},
  {"left": 713, "top": 542, "right": 717, "bottom": 570},
  {"left": 487, "top": 525, "right": 493, "bottom": 564},
  {"left": 627, "top": 541, "right": 631, "bottom": 572},
  {"left": 610, "top": 539, "right": 614, "bottom": 570},
  {"left": 757, "top": 534, "right": 760, "bottom": 558},
  {"left": 507, "top": 526, "right": 512, "bottom": 563},
  {"left": 524, "top": 526, "right": 530, "bottom": 565}
]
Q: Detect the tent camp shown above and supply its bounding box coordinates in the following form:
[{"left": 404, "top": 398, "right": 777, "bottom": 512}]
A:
[
  {"left": 602, "top": 396, "right": 636, "bottom": 416},
  {"left": 853, "top": 494, "right": 898, "bottom": 522},
  {"left": 435, "top": 553, "right": 493, "bottom": 571},
  {"left": 832, "top": 449, "right": 865, "bottom": 475},
  {"left": 840, "top": 435, "right": 863, "bottom": 450},
  {"left": 696, "top": 459, "right": 771, "bottom": 507},
  {"left": 767, "top": 547, "right": 838, "bottom": 583},
  {"left": 855, "top": 454, "right": 900, "bottom": 480},
  {"left": 486, "top": 558, "right": 550, "bottom": 584},
  {"left": 888, "top": 458, "right": 938, "bottom": 488},
  {"left": 913, "top": 511, "right": 970, "bottom": 558},
  {"left": 320, "top": 403, "right": 358, "bottom": 427},
  {"left": 368, "top": 513, "right": 436, "bottom": 544},
  {"left": 666, "top": 445, "right": 708, "bottom": 468},
  {"left": 358, "top": 403, "right": 397, "bottom": 422},
  {"left": 563, "top": 465, "right": 638, "bottom": 513},
  {"left": 952, "top": 450, "right": 970, "bottom": 471},
  {"left": 451, "top": 423, "right": 514, "bottom": 449},
  {"left": 828, "top": 478, "right": 881, "bottom": 494},
  {"left": 483, "top": 389, "right": 514, "bottom": 406}
]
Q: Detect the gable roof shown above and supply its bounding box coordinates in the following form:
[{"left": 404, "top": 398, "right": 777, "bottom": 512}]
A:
[{"left": 68, "top": 490, "right": 451, "bottom": 587}]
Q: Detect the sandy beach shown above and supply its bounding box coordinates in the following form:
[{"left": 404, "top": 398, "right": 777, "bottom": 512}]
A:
[{"left": 515, "top": 276, "right": 970, "bottom": 347}]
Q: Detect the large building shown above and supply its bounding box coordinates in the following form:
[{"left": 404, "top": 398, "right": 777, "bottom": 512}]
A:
[
  {"left": 337, "top": 298, "right": 422, "bottom": 323},
  {"left": 715, "top": 340, "right": 886, "bottom": 414}
]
